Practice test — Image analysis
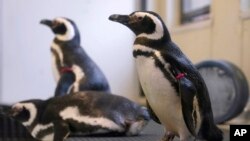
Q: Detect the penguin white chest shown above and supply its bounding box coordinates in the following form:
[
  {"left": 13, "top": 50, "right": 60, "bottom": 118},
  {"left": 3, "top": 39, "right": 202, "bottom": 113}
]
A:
[
  {"left": 135, "top": 56, "right": 185, "bottom": 132},
  {"left": 135, "top": 56, "right": 177, "bottom": 99},
  {"left": 51, "top": 53, "right": 60, "bottom": 81},
  {"left": 51, "top": 42, "right": 64, "bottom": 82}
]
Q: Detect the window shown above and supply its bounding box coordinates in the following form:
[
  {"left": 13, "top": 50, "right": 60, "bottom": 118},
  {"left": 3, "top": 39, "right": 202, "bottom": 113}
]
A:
[
  {"left": 181, "top": 0, "right": 211, "bottom": 24},
  {"left": 241, "top": 0, "right": 250, "bottom": 19}
]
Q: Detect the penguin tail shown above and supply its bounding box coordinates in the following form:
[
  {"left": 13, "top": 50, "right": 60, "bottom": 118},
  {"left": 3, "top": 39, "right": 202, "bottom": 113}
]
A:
[
  {"left": 198, "top": 119, "right": 223, "bottom": 141},
  {"left": 205, "top": 125, "right": 223, "bottom": 141}
]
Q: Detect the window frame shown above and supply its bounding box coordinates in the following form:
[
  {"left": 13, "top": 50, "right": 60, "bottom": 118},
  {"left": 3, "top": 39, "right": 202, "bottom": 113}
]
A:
[{"left": 180, "top": 0, "right": 211, "bottom": 24}]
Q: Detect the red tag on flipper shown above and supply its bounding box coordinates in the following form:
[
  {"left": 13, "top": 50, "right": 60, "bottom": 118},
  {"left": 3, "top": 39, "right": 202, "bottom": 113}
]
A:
[
  {"left": 60, "top": 67, "right": 73, "bottom": 74},
  {"left": 176, "top": 73, "right": 185, "bottom": 80}
]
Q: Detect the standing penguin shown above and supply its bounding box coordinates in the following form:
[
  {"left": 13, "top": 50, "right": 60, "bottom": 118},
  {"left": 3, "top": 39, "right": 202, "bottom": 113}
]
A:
[
  {"left": 40, "top": 17, "right": 110, "bottom": 96},
  {"left": 109, "top": 11, "right": 223, "bottom": 141},
  {"left": 9, "top": 91, "right": 150, "bottom": 141}
]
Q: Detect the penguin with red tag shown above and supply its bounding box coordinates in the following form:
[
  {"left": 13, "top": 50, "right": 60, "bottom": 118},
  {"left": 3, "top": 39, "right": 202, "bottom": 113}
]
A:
[
  {"left": 40, "top": 17, "right": 110, "bottom": 96},
  {"left": 109, "top": 11, "right": 223, "bottom": 141}
]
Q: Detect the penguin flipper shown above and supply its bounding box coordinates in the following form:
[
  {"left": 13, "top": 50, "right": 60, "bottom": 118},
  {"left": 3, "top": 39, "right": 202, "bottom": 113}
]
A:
[
  {"left": 55, "top": 72, "right": 75, "bottom": 97},
  {"left": 139, "top": 81, "right": 161, "bottom": 124},
  {"left": 178, "top": 77, "right": 198, "bottom": 137},
  {"left": 146, "top": 100, "right": 161, "bottom": 124}
]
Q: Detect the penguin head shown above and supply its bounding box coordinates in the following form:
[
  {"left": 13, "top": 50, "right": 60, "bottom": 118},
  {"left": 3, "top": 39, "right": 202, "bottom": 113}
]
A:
[
  {"left": 9, "top": 100, "right": 43, "bottom": 127},
  {"left": 109, "top": 11, "right": 170, "bottom": 40},
  {"left": 40, "top": 17, "right": 80, "bottom": 42}
]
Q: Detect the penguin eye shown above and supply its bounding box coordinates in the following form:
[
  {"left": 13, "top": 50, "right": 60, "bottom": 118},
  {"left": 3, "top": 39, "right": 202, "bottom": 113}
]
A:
[
  {"left": 52, "top": 21, "right": 61, "bottom": 28},
  {"left": 137, "top": 16, "right": 143, "bottom": 21}
]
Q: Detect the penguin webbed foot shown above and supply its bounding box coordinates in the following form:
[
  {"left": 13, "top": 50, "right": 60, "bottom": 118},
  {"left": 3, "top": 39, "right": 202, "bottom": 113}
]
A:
[{"left": 161, "top": 132, "right": 175, "bottom": 141}]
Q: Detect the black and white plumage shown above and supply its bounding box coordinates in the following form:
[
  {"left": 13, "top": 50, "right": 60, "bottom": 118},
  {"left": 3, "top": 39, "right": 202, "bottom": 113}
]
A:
[
  {"left": 109, "top": 11, "right": 223, "bottom": 141},
  {"left": 9, "top": 91, "right": 150, "bottom": 141},
  {"left": 40, "top": 17, "right": 110, "bottom": 96}
]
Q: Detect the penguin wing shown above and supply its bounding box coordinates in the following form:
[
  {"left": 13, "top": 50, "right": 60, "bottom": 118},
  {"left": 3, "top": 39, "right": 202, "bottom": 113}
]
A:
[
  {"left": 178, "top": 77, "right": 198, "bottom": 136},
  {"left": 146, "top": 100, "right": 161, "bottom": 124},
  {"left": 54, "top": 71, "right": 75, "bottom": 96},
  {"left": 161, "top": 50, "right": 200, "bottom": 136},
  {"left": 139, "top": 82, "right": 161, "bottom": 124}
]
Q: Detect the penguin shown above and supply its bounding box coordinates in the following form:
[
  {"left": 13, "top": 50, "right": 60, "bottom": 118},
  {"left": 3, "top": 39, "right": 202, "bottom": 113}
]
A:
[
  {"left": 109, "top": 11, "right": 223, "bottom": 141},
  {"left": 40, "top": 17, "right": 110, "bottom": 96},
  {"left": 9, "top": 91, "right": 150, "bottom": 141}
]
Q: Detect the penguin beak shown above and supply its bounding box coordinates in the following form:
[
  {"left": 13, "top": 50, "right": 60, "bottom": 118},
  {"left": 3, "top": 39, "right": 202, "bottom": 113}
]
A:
[
  {"left": 109, "top": 14, "right": 130, "bottom": 25},
  {"left": 40, "top": 19, "right": 53, "bottom": 27}
]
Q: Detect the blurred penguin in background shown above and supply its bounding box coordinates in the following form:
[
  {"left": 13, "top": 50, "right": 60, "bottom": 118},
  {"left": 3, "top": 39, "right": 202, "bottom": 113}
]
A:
[
  {"left": 40, "top": 17, "right": 110, "bottom": 96},
  {"left": 9, "top": 91, "right": 150, "bottom": 141}
]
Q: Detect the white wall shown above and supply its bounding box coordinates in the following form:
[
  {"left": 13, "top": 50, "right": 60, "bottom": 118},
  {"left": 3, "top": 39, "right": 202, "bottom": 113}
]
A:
[
  {"left": 0, "top": 0, "right": 140, "bottom": 104},
  {"left": 0, "top": 0, "right": 3, "bottom": 102}
]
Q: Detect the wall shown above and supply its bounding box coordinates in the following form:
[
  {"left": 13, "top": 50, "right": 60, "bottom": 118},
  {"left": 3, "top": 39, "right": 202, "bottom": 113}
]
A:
[
  {"left": 152, "top": 0, "right": 250, "bottom": 88},
  {"left": 242, "top": 19, "right": 250, "bottom": 88},
  {"left": 0, "top": 0, "right": 2, "bottom": 101},
  {"left": 0, "top": 0, "right": 140, "bottom": 104}
]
